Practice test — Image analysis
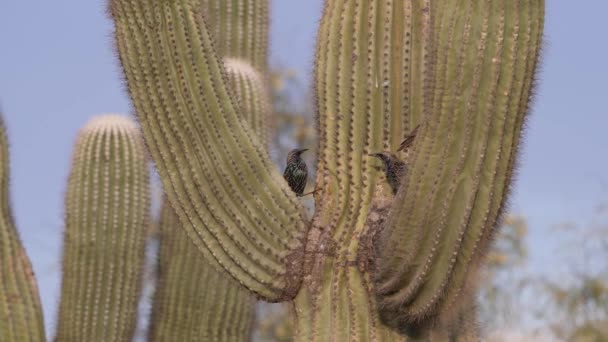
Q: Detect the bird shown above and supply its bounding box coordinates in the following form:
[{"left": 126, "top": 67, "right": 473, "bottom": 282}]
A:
[
  {"left": 397, "top": 124, "right": 420, "bottom": 152},
  {"left": 283, "top": 148, "right": 309, "bottom": 196},
  {"left": 368, "top": 152, "right": 407, "bottom": 195}
]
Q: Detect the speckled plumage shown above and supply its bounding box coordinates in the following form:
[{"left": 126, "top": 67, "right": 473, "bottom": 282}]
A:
[
  {"left": 284, "top": 149, "right": 308, "bottom": 196},
  {"left": 369, "top": 153, "right": 407, "bottom": 195}
]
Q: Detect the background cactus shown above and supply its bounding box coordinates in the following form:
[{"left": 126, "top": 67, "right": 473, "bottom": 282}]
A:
[
  {"left": 224, "top": 57, "right": 272, "bottom": 146},
  {"left": 149, "top": 199, "right": 255, "bottom": 341},
  {"left": 55, "top": 115, "right": 149, "bottom": 341},
  {"left": 0, "top": 114, "right": 45, "bottom": 341},
  {"left": 198, "top": 0, "right": 269, "bottom": 72}
]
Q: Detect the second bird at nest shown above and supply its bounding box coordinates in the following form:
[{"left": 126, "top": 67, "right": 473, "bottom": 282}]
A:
[{"left": 368, "top": 125, "right": 419, "bottom": 195}]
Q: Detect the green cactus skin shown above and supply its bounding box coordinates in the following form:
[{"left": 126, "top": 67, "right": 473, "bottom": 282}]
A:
[
  {"left": 312, "top": 0, "right": 432, "bottom": 266},
  {"left": 0, "top": 114, "right": 45, "bottom": 341},
  {"left": 224, "top": 57, "right": 271, "bottom": 146},
  {"left": 374, "top": 0, "right": 544, "bottom": 329},
  {"left": 149, "top": 199, "right": 255, "bottom": 342},
  {"left": 289, "top": 0, "right": 433, "bottom": 339},
  {"left": 55, "top": 115, "right": 150, "bottom": 341},
  {"left": 198, "top": 0, "right": 269, "bottom": 72},
  {"left": 109, "top": 0, "right": 308, "bottom": 301}
]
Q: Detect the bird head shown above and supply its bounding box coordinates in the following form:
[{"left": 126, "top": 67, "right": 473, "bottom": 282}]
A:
[
  {"left": 368, "top": 152, "right": 396, "bottom": 166},
  {"left": 287, "top": 148, "right": 308, "bottom": 162}
]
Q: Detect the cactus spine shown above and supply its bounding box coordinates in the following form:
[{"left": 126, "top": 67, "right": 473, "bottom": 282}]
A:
[
  {"left": 0, "top": 114, "right": 45, "bottom": 341},
  {"left": 55, "top": 115, "right": 150, "bottom": 341},
  {"left": 109, "top": 0, "right": 307, "bottom": 301},
  {"left": 149, "top": 199, "right": 255, "bottom": 341}
]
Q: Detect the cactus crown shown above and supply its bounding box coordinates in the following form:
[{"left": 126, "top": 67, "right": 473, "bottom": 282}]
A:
[{"left": 56, "top": 114, "right": 150, "bottom": 341}]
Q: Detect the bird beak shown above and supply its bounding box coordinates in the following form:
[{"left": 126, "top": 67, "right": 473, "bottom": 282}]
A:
[
  {"left": 367, "top": 153, "right": 380, "bottom": 158},
  {"left": 299, "top": 148, "right": 309, "bottom": 154}
]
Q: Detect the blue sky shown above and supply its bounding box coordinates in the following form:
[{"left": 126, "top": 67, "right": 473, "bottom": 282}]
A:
[{"left": 1, "top": 0, "right": 607, "bottom": 337}]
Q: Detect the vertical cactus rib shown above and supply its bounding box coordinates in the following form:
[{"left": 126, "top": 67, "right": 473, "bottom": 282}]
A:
[
  {"left": 224, "top": 58, "right": 271, "bottom": 146},
  {"left": 0, "top": 114, "right": 45, "bottom": 341},
  {"left": 110, "top": 0, "right": 307, "bottom": 301},
  {"left": 313, "top": 0, "right": 431, "bottom": 255},
  {"left": 293, "top": 263, "right": 408, "bottom": 341},
  {"left": 198, "top": 0, "right": 269, "bottom": 72},
  {"left": 149, "top": 199, "right": 255, "bottom": 342},
  {"left": 55, "top": 115, "right": 149, "bottom": 341},
  {"left": 374, "top": 0, "right": 544, "bottom": 327}
]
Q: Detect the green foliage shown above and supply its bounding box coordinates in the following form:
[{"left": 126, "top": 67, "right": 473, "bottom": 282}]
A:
[
  {"left": 537, "top": 213, "right": 608, "bottom": 340},
  {"left": 477, "top": 211, "right": 608, "bottom": 340},
  {"left": 55, "top": 115, "right": 150, "bottom": 341},
  {"left": 255, "top": 303, "right": 294, "bottom": 342},
  {"left": 0, "top": 113, "right": 45, "bottom": 341}
]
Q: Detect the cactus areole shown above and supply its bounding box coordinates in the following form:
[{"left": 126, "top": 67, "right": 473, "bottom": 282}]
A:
[{"left": 110, "top": 0, "right": 544, "bottom": 339}]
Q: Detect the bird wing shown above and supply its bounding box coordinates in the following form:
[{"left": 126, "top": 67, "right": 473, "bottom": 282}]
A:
[{"left": 398, "top": 125, "right": 420, "bottom": 151}]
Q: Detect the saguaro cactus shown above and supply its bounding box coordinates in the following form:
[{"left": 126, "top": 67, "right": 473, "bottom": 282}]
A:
[
  {"left": 109, "top": 0, "right": 544, "bottom": 339},
  {"left": 149, "top": 199, "right": 255, "bottom": 341},
  {"left": 0, "top": 114, "right": 45, "bottom": 341},
  {"left": 55, "top": 115, "right": 150, "bottom": 341}
]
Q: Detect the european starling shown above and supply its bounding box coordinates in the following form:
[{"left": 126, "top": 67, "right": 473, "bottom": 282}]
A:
[
  {"left": 368, "top": 152, "right": 407, "bottom": 195},
  {"left": 398, "top": 124, "right": 420, "bottom": 152},
  {"left": 283, "top": 148, "right": 308, "bottom": 196}
]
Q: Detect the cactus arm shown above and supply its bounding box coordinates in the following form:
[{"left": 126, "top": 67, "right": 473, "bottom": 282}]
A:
[
  {"left": 224, "top": 58, "right": 271, "bottom": 146},
  {"left": 149, "top": 199, "right": 255, "bottom": 342},
  {"left": 199, "top": 0, "right": 269, "bottom": 72},
  {"left": 109, "top": 0, "right": 307, "bottom": 301},
  {"left": 55, "top": 115, "right": 149, "bottom": 341},
  {"left": 374, "top": 0, "right": 544, "bottom": 327},
  {"left": 0, "top": 114, "right": 45, "bottom": 341}
]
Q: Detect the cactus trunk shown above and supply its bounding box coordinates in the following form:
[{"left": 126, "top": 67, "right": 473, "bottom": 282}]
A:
[
  {"left": 149, "top": 199, "right": 255, "bottom": 341},
  {"left": 55, "top": 115, "right": 150, "bottom": 341},
  {"left": 0, "top": 114, "right": 45, "bottom": 341},
  {"left": 293, "top": 266, "right": 406, "bottom": 341},
  {"left": 301, "top": 0, "right": 432, "bottom": 338}
]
